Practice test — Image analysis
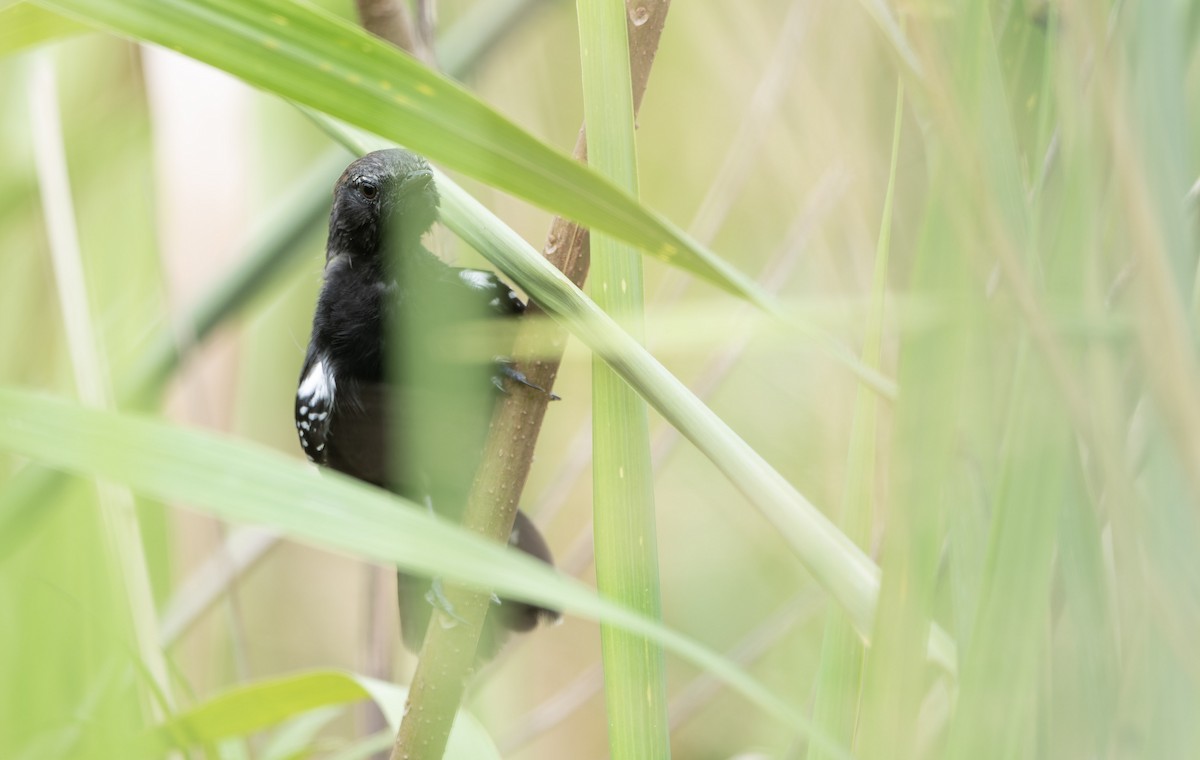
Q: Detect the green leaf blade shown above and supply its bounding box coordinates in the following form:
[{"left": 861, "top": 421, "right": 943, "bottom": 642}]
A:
[
  {"left": 35, "top": 0, "right": 767, "bottom": 304},
  {"left": 0, "top": 386, "right": 847, "bottom": 755},
  {"left": 0, "top": 3, "right": 89, "bottom": 56}
]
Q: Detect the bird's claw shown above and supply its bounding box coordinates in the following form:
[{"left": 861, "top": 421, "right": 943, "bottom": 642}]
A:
[
  {"left": 493, "top": 357, "right": 560, "bottom": 400},
  {"left": 426, "top": 578, "right": 467, "bottom": 628}
]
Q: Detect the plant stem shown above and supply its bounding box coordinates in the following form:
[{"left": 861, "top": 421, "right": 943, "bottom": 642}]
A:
[{"left": 392, "top": 3, "right": 670, "bottom": 758}]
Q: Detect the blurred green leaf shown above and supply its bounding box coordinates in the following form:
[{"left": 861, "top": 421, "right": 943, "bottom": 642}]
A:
[
  {"left": 0, "top": 387, "right": 846, "bottom": 754},
  {"left": 154, "top": 672, "right": 361, "bottom": 750},
  {"left": 324, "top": 732, "right": 393, "bottom": 760},
  {"left": 259, "top": 706, "right": 344, "bottom": 760},
  {"left": 144, "top": 670, "right": 500, "bottom": 759},
  {"left": 0, "top": 3, "right": 88, "bottom": 56}
]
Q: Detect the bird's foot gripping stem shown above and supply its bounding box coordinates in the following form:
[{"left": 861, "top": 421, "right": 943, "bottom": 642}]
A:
[
  {"left": 426, "top": 578, "right": 468, "bottom": 629},
  {"left": 493, "top": 357, "right": 560, "bottom": 400}
]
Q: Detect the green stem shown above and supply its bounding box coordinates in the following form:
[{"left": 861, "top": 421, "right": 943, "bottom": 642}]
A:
[{"left": 578, "top": 0, "right": 670, "bottom": 757}]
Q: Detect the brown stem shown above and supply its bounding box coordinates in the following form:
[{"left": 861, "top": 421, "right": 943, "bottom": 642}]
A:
[
  {"left": 355, "top": 0, "right": 436, "bottom": 66},
  {"left": 391, "top": 3, "right": 671, "bottom": 759},
  {"left": 355, "top": 0, "right": 416, "bottom": 50},
  {"left": 414, "top": 0, "right": 439, "bottom": 68}
]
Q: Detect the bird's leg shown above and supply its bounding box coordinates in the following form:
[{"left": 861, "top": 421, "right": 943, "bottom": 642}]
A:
[{"left": 492, "top": 356, "right": 560, "bottom": 400}]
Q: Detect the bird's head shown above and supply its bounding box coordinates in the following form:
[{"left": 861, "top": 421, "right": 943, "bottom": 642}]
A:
[{"left": 327, "top": 149, "right": 439, "bottom": 261}]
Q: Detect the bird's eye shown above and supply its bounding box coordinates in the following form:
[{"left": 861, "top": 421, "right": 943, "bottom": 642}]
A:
[{"left": 358, "top": 180, "right": 379, "bottom": 200}]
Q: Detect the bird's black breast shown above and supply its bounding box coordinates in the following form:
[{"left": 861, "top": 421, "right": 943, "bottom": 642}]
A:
[
  {"left": 296, "top": 253, "right": 391, "bottom": 484},
  {"left": 312, "top": 255, "right": 391, "bottom": 381},
  {"left": 296, "top": 253, "right": 522, "bottom": 504}
]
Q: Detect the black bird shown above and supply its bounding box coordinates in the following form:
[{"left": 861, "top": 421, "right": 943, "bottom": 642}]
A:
[{"left": 296, "top": 148, "right": 557, "bottom": 657}]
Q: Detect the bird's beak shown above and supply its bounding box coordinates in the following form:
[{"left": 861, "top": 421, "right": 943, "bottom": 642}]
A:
[{"left": 399, "top": 169, "right": 434, "bottom": 196}]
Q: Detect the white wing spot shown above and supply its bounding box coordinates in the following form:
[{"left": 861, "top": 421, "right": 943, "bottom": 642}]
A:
[
  {"left": 458, "top": 270, "right": 494, "bottom": 290},
  {"left": 297, "top": 355, "right": 335, "bottom": 462},
  {"left": 298, "top": 359, "right": 335, "bottom": 407}
]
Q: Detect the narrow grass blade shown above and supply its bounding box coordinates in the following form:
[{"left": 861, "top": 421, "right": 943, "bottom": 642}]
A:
[
  {"left": 578, "top": 0, "right": 669, "bottom": 757},
  {"left": 807, "top": 78, "right": 904, "bottom": 758}
]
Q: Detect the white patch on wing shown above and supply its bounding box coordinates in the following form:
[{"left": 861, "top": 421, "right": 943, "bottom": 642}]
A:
[
  {"left": 458, "top": 269, "right": 495, "bottom": 291},
  {"left": 297, "top": 356, "right": 336, "bottom": 463},
  {"left": 298, "top": 359, "right": 335, "bottom": 406}
]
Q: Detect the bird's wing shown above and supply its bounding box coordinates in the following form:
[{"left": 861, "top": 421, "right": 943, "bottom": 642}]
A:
[{"left": 295, "top": 346, "right": 336, "bottom": 464}]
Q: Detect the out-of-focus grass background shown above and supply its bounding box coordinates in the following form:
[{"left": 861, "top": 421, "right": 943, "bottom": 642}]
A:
[{"left": 3, "top": 0, "right": 1200, "bottom": 757}]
